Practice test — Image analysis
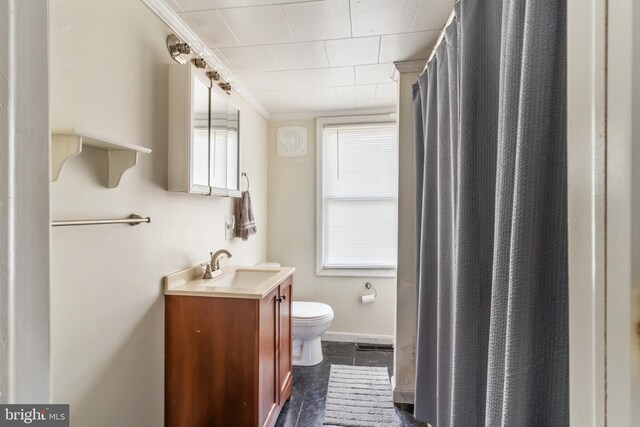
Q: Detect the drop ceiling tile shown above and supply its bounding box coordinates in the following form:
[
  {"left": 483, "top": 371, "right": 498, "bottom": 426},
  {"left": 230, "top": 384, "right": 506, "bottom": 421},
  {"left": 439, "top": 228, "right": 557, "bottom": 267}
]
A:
[
  {"left": 232, "top": 71, "right": 272, "bottom": 91},
  {"left": 217, "top": 45, "right": 281, "bottom": 72},
  {"left": 283, "top": 0, "right": 351, "bottom": 42},
  {"left": 253, "top": 89, "right": 300, "bottom": 113},
  {"left": 306, "top": 67, "right": 355, "bottom": 87},
  {"left": 350, "top": 0, "right": 419, "bottom": 37},
  {"left": 218, "top": 5, "right": 294, "bottom": 45},
  {"left": 263, "top": 70, "right": 314, "bottom": 89},
  {"left": 296, "top": 87, "right": 338, "bottom": 103},
  {"left": 356, "top": 99, "right": 396, "bottom": 109},
  {"left": 324, "top": 36, "right": 380, "bottom": 67},
  {"left": 175, "top": 0, "right": 246, "bottom": 12},
  {"left": 379, "top": 30, "right": 438, "bottom": 63},
  {"left": 354, "top": 63, "right": 395, "bottom": 85},
  {"left": 270, "top": 41, "right": 329, "bottom": 70},
  {"left": 413, "top": 0, "right": 455, "bottom": 31},
  {"left": 180, "top": 10, "right": 240, "bottom": 48},
  {"left": 336, "top": 85, "right": 377, "bottom": 101},
  {"left": 334, "top": 100, "right": 359, "bottom": 110},
  {"left": 376, "top": 82, "right": 397, "bottom": 100},
  {"left": 296, "top": 98, "right": 358, "bottom": 113}
]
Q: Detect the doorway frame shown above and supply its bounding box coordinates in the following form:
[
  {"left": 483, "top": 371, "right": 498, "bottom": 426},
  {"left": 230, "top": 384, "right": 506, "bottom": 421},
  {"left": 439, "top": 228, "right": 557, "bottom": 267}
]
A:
[
  {"left": 0, "top": 0, "right": 51, "bottom": 403},
  {"left": 568, "top": 0, "right": 639, "bottom": 424}
]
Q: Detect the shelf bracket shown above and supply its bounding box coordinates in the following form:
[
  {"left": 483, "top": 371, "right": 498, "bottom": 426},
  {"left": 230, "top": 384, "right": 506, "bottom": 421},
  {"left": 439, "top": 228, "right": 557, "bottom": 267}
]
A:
[
  {"left": 50, "top": 128, "right": 151, "bottom": 188},
  {"left": 107, "top": 150, "right": 138, "bottom": 189},
  {"left": 51, "top": 134, "right": 82, "bottom": 182}
]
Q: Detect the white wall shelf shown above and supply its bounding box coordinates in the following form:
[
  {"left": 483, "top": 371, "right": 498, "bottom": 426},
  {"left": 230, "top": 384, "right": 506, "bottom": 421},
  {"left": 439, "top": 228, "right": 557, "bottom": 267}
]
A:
[{"left": 51, "top": 128, "right": 152, "bottom": 188}]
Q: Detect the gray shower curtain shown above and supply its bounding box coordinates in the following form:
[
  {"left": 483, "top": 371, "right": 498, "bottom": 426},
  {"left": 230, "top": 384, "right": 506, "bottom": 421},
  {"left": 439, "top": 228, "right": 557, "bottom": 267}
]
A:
[{"left": 413, "top": 1, "right": 568, "bottom": 426}]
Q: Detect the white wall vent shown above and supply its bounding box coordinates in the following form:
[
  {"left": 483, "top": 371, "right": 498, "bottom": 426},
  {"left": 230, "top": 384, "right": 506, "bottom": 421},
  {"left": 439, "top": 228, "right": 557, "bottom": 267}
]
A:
[{"left": 276, "top": 126, "right": 307, "bottom": 157}]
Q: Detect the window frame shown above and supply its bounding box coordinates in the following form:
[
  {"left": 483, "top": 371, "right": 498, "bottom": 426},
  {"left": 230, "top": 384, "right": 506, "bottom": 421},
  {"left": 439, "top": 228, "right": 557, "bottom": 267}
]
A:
[{"left": 316, "top": 115, "right": 398, "bottom": 278}]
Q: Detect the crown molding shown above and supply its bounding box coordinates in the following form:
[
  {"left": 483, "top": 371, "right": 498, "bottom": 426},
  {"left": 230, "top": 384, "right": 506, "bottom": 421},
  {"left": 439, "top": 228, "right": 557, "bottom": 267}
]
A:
[{"left": 391, "top": 60, "right": 425, "bottom": 81}]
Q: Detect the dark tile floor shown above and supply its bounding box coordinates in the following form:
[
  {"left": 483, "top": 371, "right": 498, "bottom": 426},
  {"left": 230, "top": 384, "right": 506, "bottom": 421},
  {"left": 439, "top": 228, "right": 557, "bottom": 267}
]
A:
[{"left": 275, "top": 341, "right": 428, "bottom": 427}]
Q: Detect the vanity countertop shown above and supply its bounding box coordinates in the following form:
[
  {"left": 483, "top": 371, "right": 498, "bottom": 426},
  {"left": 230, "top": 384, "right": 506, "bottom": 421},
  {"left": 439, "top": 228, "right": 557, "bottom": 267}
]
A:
[{"left": 164, "top": 264, "right": 295, "bottom": 299}]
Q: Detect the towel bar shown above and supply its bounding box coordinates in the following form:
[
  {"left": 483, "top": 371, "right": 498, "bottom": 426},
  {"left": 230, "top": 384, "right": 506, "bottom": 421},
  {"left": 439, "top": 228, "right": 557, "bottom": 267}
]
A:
[{"left": 51, "top": 213, "right": 151, "bottom": 227}]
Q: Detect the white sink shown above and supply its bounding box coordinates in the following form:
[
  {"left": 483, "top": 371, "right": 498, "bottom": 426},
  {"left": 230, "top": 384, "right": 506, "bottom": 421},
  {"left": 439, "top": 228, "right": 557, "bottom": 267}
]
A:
[
  {"left": 164, "top": 264, "right": 296, "bottom": 299},
  {"left": 205, "top": 269, "right": 278, "bottom": 288}
]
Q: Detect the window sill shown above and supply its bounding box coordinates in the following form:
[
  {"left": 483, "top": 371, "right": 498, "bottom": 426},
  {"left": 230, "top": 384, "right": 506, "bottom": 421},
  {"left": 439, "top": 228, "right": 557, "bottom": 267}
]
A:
[{"left": 316, "top": 268, "right": 397, "bottom": 278}]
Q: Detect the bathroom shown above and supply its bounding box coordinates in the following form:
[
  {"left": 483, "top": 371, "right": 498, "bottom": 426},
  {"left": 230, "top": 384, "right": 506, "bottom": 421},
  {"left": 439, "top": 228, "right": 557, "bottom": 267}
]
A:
[
  {"left": 48, "top": 0, "right": 404, "bottom": 425},
  {"left": 2, "top": 0, "right": 640, "bottom": 426}
]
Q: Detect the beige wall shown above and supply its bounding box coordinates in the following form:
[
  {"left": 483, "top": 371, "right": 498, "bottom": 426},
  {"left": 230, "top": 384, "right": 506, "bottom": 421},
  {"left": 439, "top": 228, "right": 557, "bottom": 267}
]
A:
[
  {"left": 49, "top": 0, "right": 267, "bottom": 425},
  {"left": 267, "top": 119, "right": 396, "bottom": 339},
  {"left": 393, "top": 70, "right": 419, "bottom": 403}
]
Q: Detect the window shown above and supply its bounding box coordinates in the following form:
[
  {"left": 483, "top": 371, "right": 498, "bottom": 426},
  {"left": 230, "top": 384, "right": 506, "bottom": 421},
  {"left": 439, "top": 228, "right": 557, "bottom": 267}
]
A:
[{"left": 317, "top": 116, "right": 398, "bottom": 277}]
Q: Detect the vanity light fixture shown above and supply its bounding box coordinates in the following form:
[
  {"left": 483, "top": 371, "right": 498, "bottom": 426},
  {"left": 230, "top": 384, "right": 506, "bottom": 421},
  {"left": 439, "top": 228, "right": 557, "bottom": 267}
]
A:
[
  {"left": 166, "top": 34, "right": 232, "bottom": 94},
  {"left": 166, "top": 34, "right": 190, "bottom": 64},
  {"left": 191, "top": 58, "right": 207, "bottom": 69}
]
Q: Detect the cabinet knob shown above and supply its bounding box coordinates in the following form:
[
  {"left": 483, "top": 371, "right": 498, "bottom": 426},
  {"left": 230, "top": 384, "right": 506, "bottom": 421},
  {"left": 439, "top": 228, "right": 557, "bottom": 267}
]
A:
[{"left": 276, "top": 295, "right": 287, "bottom": 303}]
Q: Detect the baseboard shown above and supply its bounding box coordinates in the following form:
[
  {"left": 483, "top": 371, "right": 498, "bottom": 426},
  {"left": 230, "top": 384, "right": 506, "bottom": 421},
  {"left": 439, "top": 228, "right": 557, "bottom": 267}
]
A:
[
  {"left": 393, "top": 386, "right": 415, "bottom": 404},
  {"left": 322, "top": 331, "right": 394, "bottom": 345}
]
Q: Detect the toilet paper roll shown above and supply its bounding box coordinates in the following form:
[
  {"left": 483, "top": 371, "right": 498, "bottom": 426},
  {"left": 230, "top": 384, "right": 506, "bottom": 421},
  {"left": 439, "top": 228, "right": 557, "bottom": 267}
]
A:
[{"left": 361, "top": 294, "right": 376, "bottom": 304}]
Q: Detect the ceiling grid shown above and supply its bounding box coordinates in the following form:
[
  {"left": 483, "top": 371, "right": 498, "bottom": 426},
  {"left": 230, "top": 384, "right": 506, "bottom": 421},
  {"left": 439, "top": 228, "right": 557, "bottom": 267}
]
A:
[{"left": 171, "top": 0, "right": 452, "bottom": 114}]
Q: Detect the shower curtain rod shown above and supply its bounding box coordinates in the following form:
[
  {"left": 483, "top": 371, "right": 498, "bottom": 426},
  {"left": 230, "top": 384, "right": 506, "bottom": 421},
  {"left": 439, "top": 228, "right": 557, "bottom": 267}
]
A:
[{"left": 422, "top": 6, "right": 457, "bottom": 74}]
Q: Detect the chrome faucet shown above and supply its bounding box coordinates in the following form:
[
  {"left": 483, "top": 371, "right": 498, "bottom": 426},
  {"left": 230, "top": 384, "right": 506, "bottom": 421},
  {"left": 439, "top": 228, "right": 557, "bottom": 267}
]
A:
[{"left": 210, "top": 249, "right": 232, "bottom": 271}]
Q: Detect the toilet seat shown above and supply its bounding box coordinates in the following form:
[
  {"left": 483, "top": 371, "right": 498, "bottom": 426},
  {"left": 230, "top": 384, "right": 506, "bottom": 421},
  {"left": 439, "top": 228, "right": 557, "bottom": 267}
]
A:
[{"left": 292, "top": 302, "right": 333, "bottom": 322}]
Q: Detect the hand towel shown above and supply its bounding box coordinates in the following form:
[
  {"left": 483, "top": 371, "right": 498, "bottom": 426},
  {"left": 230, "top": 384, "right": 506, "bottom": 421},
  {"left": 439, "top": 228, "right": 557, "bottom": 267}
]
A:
[{"left": 235, "top": 191, "right": 257, "bottom": 240}]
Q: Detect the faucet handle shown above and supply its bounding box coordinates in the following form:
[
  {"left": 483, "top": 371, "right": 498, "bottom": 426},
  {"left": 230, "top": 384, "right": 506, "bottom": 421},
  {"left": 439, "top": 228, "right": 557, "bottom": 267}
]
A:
[{"left": 202, "top": 263, "right": 213, "bottom": 279}]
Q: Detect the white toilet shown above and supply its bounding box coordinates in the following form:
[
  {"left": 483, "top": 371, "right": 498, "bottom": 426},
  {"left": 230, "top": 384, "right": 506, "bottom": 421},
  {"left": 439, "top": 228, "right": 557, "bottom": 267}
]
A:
[
  {"left": 292, "top": 301, "right": 334, "bottom": 366},
  {"left": 256, "top": 262, "right": 334, "bottom": 366}
]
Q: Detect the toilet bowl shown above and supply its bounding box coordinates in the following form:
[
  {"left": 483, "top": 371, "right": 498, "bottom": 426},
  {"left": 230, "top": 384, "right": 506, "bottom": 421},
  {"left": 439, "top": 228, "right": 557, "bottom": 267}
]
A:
[
  {"left": 255, "top": 263, "right": 334, "bottom": 366},
  {"left": 292, "top": 301, "right": 334, "bottom": 366}
]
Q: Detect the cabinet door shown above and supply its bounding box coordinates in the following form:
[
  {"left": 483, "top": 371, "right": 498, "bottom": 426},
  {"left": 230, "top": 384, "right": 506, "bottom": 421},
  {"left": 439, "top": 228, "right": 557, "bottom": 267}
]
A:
[
  {"left": 168, "top": 64, "right": 212, "bottom": 194},
  {"left": 278, "top": 278, "right": 293, "bottom": 403},
  {"left": 226, "top": 102, "right": 240, "bottom": 195},
  {"left": 209, "top": 88, "right": 228, "bottom": 194},
  {"left": 190, "top": 73, "right": 211, "bottom": 193},
  {"left": 165, "top": 295, "right": 258, "bottom": 427},
  {"left": 209, "top": 88, "right": 240, "bottom": 197},
  {"left": 259, "top": 288, "right": 279, "bottom": 427},
  {"left": 168, "top": 64, "right": 240, "bottom": 196}
]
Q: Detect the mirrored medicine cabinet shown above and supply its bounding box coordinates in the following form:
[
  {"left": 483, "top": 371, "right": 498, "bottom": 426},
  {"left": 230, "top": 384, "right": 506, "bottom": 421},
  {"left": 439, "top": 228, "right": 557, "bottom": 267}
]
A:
[{"left": 168, "top": 64, "right": 240, "bottom": 197}]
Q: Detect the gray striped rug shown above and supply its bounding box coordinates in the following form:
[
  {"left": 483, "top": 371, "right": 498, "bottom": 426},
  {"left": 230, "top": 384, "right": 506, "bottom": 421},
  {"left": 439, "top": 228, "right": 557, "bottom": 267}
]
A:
[{"left": 323, "top": 365, "right": 399, "bottom": 427}]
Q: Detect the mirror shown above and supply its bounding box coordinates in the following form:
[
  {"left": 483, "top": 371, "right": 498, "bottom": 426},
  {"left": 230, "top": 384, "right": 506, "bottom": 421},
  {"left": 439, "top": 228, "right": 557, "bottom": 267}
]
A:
[
  {"left": 209, "top": 88, "right": 240, "bottom": 195},
  {"left": 168, "top": 64, "right": 241, "bottom": 196},
  {"left": 209, "top": 89, "right": 228, "bottom": 191},
  {"left": 190, "top": 74, "right": 210, "bottom": 191},
  {"left": 226, "top": 102, "right": 239, "bottom": 192}
]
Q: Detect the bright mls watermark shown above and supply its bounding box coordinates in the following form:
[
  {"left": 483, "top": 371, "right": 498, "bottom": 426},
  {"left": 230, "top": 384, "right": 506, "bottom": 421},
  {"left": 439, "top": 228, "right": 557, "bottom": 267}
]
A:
[{"left": 0, "top": 405, "right": 68, "bottom": 426}]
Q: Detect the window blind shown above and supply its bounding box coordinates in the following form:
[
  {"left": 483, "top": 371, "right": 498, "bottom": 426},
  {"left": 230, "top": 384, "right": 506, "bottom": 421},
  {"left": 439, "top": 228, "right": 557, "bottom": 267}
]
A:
[
  {"left": 321, "top": 122, "right": 398, "bottom": 270},
  {"left": 210, "top": 126, "right": 227, "bottom": 189},
  {"left": 192, "top": 126, "right": 209, "bottom": 187}
]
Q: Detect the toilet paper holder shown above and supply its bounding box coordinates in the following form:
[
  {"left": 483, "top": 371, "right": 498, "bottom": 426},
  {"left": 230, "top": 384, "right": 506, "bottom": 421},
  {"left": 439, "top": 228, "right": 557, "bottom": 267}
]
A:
[{"left": 364, "top": 282, "right": 377, "bottom": 297}]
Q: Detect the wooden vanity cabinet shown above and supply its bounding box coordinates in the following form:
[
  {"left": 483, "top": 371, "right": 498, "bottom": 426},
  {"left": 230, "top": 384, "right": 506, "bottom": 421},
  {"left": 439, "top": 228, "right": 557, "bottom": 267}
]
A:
[
  {"left": 165, "top": 276, "right": 293, "bottom": 427},
  {"left": 277, "top": 279, "right": 292, "bottom": 404}
]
